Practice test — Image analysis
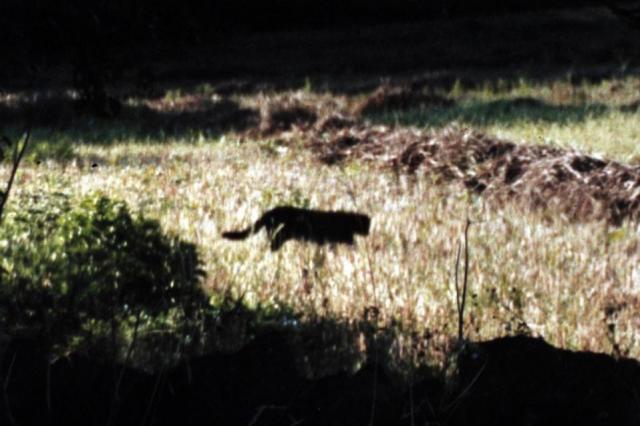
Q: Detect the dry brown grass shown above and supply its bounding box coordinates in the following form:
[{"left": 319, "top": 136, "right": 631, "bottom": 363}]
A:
[
  {"left": 317, "top": 125, "right": 640, "bottom": 225},
  {"left": 5, "top": 135, "right": 640, "bottom": 368},
  {"left": 351, "top": 84, "right": 454, "bottom": 116},
  {"left": 3, "top": 74, "right": 640, "bottom": 370},
  {"left": 238, "top": 93, "right": 640, "bottom": 225}
]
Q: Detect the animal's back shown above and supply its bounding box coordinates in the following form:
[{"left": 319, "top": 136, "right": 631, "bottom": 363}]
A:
[{"left": 223, "top": 205, "right": 370, "bottom": 251}]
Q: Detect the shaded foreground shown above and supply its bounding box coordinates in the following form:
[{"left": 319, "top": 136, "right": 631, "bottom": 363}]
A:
[{"left": 2, "top": 331, "right": 639, "bottom": 426}]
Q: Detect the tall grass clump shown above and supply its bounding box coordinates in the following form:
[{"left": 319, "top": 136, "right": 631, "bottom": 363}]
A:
[{"left": 0, "top": 191, "right": 206, "bottom": 362}]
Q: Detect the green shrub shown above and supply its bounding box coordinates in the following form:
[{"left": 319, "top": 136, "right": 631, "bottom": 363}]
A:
[{"left": 0, "top": 192, "right": 206, "bottom": 355}]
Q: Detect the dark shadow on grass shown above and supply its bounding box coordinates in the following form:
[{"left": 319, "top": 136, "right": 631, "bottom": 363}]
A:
[
  {"left": 0, "top": 300, "right": 443, "bottom": 426},
  {"left": 0, "top": 94, "right": 260, "bottom": 147},
  {"left": 4, "top": 325, "right": 640, "bottom": 425},
  {"left": 366, "top": 97, "right": 619, "bottom": 128}
]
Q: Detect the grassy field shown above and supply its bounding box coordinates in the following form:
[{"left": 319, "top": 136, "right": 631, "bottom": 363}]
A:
[
  {"left": 3, "top": 70, "right": 640, "bottom": 371},
  {"left": 368, "top": 75, "right": 640, "bottom": 161}
]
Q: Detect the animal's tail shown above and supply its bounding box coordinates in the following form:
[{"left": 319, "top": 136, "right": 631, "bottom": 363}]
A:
[{"left": 222, "top": 216, "right": 266, "bottom": 240}]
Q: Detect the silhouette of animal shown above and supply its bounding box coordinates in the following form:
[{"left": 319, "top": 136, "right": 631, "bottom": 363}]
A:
[{"left": 222, "top": 206, "right": 371, "bottom": 251}]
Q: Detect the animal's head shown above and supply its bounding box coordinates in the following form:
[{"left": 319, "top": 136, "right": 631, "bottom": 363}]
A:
[{"left": 354, "top": 214, "right": 371, "bottom": 235}]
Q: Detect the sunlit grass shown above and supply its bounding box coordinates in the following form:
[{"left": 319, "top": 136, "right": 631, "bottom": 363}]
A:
[
  {"left": 369, "top": 75, "right": 640, "bottom": 162},
  {"left": 3, "top": 73, "right": 640, "bottom": 366},
  {"left": 6, "top": 136, "right": 640, "bottom": 364},
  {"left": 486, "top": 111, "right": 640, "bottom": 162}
]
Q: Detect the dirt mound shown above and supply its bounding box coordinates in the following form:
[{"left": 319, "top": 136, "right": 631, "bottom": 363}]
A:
[
  {"left": 257, "top": 96, "right": 319, "bottom": 135},
  {"left": 241, "top": 94, "right": 357, "bottom": 142},
  {"left": 478, "top": 151, "right": 640, "bottom": 224},
  {"left": 227, "top": 91, "right": 640, "bottom": 224},
  {"left": 144, "top": 96, "right": 260, "bottom": 133},
  {"left": 446, "top": 336, "right": 640, "bottom": 426},
  {"left": 307, "top": 124, "right": 640, "bottom": 224},
  {"left": 353, "top": 84, "right": 454, "bottom": 116}
]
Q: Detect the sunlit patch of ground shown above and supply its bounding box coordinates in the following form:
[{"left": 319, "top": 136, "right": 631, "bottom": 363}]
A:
[
  {"left": 2, "top": 66, "right": 640, "bottom": 366},
  {"left": 5, "top": 136, "right": 640, "bottom": 364}
]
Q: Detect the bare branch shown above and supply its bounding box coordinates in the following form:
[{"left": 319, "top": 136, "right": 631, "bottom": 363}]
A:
[
  {"left": 0, "top": 130, "right": 30, "bottom": 222},
  {"left": 455, "top": 218, "right": 471, "bottom": 342}
]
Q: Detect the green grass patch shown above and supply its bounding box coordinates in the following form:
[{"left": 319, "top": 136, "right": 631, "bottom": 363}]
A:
[
  {"left": 3, "top": 137, "right": 639, "bottom": 366},
  {"left": 365, "top": 76, "right": 640, "bottom": 161},
  {"left": 3, "top": 73, "right": 640, "bottom": 368}
]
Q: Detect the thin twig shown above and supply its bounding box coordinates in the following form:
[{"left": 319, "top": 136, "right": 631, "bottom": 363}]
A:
[
  {"left": 360, "top": 213, "right": 378, "bottom": 426},
  {"left": 46, "top": 361, "right": 51, "bottom": 416},
  {"left": 454, "top": 240, "right": 462, "bottom": 340},
  {"left": 455, "top": 218, "right": 471, "bottom": 342},
  {"left": 460, "top": 218, "right": 471, "bottom": 341},
  {"left": 341, "top": 179, "right": 379, "bottom": 426},
  {"left": 0, "top": 130, "right": 31, "bottom": 221},
  {"left": 444, "top": 357, "right": 487, "bottom": 415},
  {"left": 111, "top": 309, "right": 143, "bottom": 425},
  {"left": 248, "top": 405, "right": 287, "bottom": 426},
  {"left": 2, "top": 353, "right": 18, "bottom": 426},
  {"left": 141, "top": 367, "right": 165, "bottom": 426}
]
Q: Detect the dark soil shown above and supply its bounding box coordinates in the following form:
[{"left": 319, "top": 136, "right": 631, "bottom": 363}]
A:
[
  {"left": 446, "top": 336, "right": 640, "bottom": 426},
  {"left": 2, "top": 332, "right": 640, "bottom": 426}
]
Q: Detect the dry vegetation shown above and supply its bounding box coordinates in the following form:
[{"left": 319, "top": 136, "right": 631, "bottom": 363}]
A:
[{"left": 3, "top": 71, "right": 640, "bottom": 369}]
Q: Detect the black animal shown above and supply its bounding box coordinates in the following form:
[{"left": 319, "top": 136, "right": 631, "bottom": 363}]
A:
[{"left": 222, "top": 206, "right": 371, "bottom": 251}]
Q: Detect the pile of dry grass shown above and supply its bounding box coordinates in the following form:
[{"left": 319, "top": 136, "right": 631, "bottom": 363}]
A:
[
  {"left": 249, "top": 94, "right": 356, "bottom": 137},
  {"left": 145, "top": 96, "right": 260, "bottom": 133},
  {"left": 235, "top": 90, "right": 640, "bottom": 225},
  {"left": 312, "top": 127, "right": 640, "bottom": 225},
  {"left": 351, "top": 83, "right": 454, "bottom": 116},
  {"left": 258, "top": 98, "right": 318, "bottom": 135},
  {"left": 308, "top": 124, "right": 640, "bottom": 224},
  {"left": 249, "top": 83, "right": 453, "bottom": 138},
  {"left": 398, "top": 128, "right": 640, "bottom": 224}
]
